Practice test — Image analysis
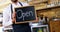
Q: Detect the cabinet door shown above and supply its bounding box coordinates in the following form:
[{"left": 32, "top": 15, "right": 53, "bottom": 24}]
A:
[{"left": 49, "top": 20, "right": 60, "bottom": 32}]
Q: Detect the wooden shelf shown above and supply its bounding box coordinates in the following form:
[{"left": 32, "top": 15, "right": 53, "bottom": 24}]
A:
[
  {"left": 36, "top": 4, "right": 60, "bottom": 18},
  {"left": 28, "top": 0, "right": 47, "bottom": 5},
  {"left": 36, "top": 5, "right": 60, "bottom": 10},
  {"left": 32, "top": 0, "right": 47, "bottom": 4},
  {"left": 48, "top": 0, "right": 59, "bottom": 4}
]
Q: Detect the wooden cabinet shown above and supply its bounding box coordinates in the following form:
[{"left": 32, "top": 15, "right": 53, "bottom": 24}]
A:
[{"left": 49, "top": 20, "right": 60, "bottom": 32}]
